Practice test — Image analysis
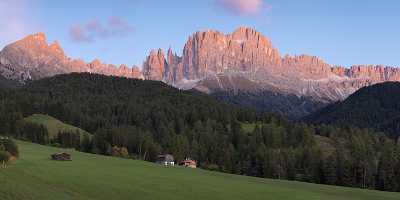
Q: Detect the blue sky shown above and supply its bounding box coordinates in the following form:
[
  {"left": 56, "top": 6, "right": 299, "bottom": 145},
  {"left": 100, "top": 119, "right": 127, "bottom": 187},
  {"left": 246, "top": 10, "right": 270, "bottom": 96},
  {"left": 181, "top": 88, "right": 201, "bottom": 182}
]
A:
[{"left": 1, "top": 0, "right": 400, "bottom": 67}]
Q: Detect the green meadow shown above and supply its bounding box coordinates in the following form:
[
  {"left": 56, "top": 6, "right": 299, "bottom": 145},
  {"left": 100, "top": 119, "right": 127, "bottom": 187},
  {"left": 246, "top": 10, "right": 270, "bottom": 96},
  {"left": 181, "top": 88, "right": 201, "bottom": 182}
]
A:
[
  {"left": 23, "top": 114, "right": 91, "bottom": 138},
  {"left": 1, "top": 141, "right": 399, "bottom": 200}
]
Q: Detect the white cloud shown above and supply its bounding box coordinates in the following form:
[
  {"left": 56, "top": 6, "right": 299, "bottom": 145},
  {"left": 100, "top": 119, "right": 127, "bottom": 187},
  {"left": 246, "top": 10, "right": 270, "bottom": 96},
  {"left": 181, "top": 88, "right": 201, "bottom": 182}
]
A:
[
  {"left": 69, "top": 17, "right": 134, "bottom": 43},
  {"left": 216, "top": 0, "right": 265, "bottom": 16}
]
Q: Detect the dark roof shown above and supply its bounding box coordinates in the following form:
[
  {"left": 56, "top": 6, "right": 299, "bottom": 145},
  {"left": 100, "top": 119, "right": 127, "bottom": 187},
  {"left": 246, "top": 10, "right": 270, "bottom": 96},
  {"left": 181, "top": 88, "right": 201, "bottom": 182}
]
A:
[
  {"left": 51, "top": 152, "right": 71, "bottom": 161},
  {"left": 52, "top": 152, "right": 70, "bottom": 156},
  {"left": 157, "top": 154, "right": 174, "bottom": 162}
]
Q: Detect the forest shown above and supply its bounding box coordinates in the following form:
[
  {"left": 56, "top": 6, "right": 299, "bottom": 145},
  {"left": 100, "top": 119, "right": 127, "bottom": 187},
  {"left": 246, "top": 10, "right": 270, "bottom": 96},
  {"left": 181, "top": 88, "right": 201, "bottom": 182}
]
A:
[
  {"left": 0, "top": 73, "right": 399, "bottom": 192},
  {"left": 305, "top": 81, "right": 400, "bottom": 138}
]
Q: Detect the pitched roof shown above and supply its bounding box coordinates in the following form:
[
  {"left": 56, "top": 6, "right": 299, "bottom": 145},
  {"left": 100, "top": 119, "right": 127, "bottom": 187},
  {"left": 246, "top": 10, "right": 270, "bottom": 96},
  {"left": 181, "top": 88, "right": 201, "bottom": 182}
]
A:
[{"left": 157, "top": 154, "right": 174, "bottom": 162}]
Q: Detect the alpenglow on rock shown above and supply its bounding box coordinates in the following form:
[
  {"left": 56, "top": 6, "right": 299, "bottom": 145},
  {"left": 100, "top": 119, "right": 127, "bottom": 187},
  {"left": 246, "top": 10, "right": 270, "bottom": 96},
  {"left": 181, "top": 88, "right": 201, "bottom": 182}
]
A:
[
  {"left": 2, "top": 28, "right": 400, "bottom": 118},
  {"left": 0, "top": 33, "right": 143, "bottom": 82},
  {"left": 142, "top": 27, "right": 400, "bottom": 104}
]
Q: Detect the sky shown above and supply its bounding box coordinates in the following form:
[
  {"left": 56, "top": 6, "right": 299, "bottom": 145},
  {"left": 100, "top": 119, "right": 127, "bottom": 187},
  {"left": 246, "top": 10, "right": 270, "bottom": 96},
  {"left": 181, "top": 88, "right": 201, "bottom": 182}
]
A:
[{"left": 1, "top": 0, "right": 400, "bottom": 67}]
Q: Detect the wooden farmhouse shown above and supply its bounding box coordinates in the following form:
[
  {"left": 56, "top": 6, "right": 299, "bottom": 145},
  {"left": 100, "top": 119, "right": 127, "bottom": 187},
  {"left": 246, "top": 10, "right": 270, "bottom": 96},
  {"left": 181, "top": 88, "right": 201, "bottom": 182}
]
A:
[
  {"left": 156, "top": 154, "right": 175, "bottom": 166},
  {"left": 179, "top": 158, "right": 197, "bottom": 168}
]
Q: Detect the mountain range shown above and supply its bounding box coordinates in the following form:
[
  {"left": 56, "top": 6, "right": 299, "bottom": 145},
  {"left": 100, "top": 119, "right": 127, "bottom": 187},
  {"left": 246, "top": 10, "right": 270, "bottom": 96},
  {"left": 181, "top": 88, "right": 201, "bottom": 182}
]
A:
[{"left": 1, "top": 27, "right": 400, "bottom": 118}]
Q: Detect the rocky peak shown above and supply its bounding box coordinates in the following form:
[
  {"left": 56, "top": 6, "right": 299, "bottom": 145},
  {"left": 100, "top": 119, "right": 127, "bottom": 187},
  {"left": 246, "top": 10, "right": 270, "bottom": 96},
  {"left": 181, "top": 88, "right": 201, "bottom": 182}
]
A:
[
  {"left": 181, "top": 28, "right": 281, "bottom": 79},
  {"left": 229, "top": 27, "right": 272, "bottom": 46},
  {"left": 166, "top": 47, "right": 181, "bottom": 65},
  {"left": 25, "top": 32, "right": 47, "bottom": 42},
  {"left": 167, "top": 47, "right": 174, "bottom": 64},
  {"left": 0, "top": 33, "right": 143, "bottom": 81},
  {"left": 131, "top": 65, "right": 143, "bottom": 79},
  {"left": 1, "top": 32, "right": 66, "bottom": 61},
  {"left": 89, "top": 59, "right": 103, "bottom": 66},
  {"left": 49, "top": 41, "right": 64, "bottom": 55},
  {"left": 231, "top": 26, "right": 253, "bottom": 36},
  {"left": 143, "top": 48, "right": 166, "bottom": 81},
  {"left": 119, "top": 64, "right": 129, "bottom": 70},
  {"left": 9, "top": 32, "right": 49, "bottom": 51},
  {"left": 281, "top": 54, "right": 332, "bottom": 78}
]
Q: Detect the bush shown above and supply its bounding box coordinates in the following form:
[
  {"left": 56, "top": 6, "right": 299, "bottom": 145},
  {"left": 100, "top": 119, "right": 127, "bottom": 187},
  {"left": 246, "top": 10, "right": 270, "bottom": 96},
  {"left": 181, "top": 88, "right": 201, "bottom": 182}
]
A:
[
  {"left": 0, "top": 139, "right": 19, "bottom": 157},
  {"left": 0, "top": 150, "right": 11, "bottom": 167},
  {"left": 111, "top": 146, "right": 130, "bottom": 158},
  {"left": 203, "top": 164, "right": 219, "bottom": 171}
]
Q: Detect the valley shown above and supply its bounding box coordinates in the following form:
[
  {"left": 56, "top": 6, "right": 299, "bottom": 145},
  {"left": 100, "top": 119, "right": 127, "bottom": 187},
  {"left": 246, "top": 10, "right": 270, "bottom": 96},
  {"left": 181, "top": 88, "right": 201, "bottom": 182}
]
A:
[{"left": 1, "top": 2, "right": 400, "bottom": 198}]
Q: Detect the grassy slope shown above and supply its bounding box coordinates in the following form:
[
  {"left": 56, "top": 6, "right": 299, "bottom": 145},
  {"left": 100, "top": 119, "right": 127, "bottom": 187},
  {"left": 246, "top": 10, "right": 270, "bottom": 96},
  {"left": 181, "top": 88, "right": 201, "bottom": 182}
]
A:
[
  {"left": 23, "top": 114, "right": 91, "bottom": 138},
  {"left": 1, "top": 141, "right": 399, "bottom": 200}
]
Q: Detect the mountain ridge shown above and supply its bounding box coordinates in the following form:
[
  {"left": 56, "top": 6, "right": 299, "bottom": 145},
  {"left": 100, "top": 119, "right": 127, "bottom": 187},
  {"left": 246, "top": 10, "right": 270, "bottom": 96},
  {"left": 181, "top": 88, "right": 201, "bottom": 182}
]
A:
[
  {"left": 2, "top": 27, "right": 400, "bottom": 118},
  {"left": 0, "top": 33, "right": 142, "bottom": 82}
]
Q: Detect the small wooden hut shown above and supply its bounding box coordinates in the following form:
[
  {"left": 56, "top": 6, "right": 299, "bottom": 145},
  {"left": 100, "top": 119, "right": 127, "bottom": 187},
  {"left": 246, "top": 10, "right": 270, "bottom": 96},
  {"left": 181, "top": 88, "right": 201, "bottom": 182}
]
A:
[{"left": 51, "top": 152, "right": 71, "bottom": 161}]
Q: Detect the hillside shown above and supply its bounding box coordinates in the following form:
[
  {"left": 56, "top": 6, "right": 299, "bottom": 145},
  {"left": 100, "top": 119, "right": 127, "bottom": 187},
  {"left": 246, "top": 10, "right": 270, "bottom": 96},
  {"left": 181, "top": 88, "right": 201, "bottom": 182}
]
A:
[
  {"left": 305, "top": 82, "right": 400, "bottom": 137},
  {"left": 1, "top": 141, "right": 399, "bottom": 200},
  {"left": 2, "top": 73, "right": 400, "bottom": 192},
  {"left": 23, "top": 114, "right": 91, "bottom": 138},
  {"left": 4, "top": 72, "right": 252, "bottom": 134}
]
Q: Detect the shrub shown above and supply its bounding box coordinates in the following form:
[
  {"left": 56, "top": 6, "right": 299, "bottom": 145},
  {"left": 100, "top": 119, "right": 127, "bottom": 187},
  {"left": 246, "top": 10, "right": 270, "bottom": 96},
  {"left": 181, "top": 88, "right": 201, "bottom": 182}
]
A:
[
  {"left": 203, "top": 164, "right": 219, "bottom": 171},
  {"left": 111, "top": 146, "right": 130, "bottom": 158},
  {"left": 0, "top": 139, "right": 19, "bottom": 157},
  {"left": 0, "top": 150, "right": 11, "bottom": 167}
]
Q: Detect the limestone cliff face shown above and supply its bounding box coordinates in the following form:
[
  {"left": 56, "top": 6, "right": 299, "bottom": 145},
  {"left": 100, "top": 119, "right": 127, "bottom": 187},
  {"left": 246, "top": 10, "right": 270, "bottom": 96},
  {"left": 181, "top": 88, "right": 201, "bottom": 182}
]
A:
[
  {"left": 180, "top": 27, "right": 281, "bottom": 80},
  {"left": 142, "top": 49, "right": 165, "bottom": 81},
  {"left": 3, "top": 28, "right": 400, "bottom": 117},
  {"left": 0, "top": 33, "right": 142, "bottom": 82},
  {"left": 142, "top": 27, "right": 400, "bottom": 103}
]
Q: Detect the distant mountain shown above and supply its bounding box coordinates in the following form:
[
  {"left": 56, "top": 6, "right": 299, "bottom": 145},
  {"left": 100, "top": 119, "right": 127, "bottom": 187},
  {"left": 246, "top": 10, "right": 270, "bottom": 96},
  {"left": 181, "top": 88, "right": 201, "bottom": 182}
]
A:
[
  {"left": 2, "top": 28, "right": 400, "bottom": 118},
  {"left": 305, "top": 82, "right": 400, "bottom": 137},
  {"left": 142, "top": 27, "right": 400, "bottom": 118},
  {"left": 0, "top": 33, "right": 142, "bottom": 82}
]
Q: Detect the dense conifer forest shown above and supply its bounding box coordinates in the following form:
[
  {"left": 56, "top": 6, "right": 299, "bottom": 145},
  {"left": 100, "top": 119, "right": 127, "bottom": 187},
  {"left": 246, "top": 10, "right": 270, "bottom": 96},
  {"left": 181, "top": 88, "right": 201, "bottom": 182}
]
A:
[
  {"left": 0, "top": 73, "right": 400, "bottom": 192},
  {"left": 305, "top": 82, "right": 400, "bottom": 138}
]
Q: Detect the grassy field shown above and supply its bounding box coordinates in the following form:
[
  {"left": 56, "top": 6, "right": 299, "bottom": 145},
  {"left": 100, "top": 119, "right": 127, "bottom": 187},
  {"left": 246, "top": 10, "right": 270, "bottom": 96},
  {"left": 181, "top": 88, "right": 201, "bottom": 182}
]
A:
[
  {"left": 23, "top": 114, "right": 91, "bottom": 138},
  {"left": 0, "top": 141, "right": 399, "bottom": 200}
]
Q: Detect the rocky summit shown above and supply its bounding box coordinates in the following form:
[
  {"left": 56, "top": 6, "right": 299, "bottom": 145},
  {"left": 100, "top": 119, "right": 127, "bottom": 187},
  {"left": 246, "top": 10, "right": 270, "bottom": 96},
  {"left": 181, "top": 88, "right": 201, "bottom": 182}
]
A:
[
  {"left": 142, "top": 27, "right": 400, "bottom": 118},
  {"left": 0, "top": 33, "right": 142, "bottom": 82},
  {"left": 2, "top": 28, "right": 400, "bottom": 118}
]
